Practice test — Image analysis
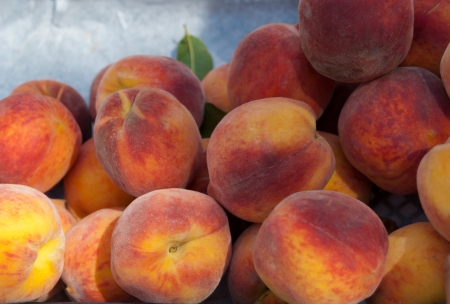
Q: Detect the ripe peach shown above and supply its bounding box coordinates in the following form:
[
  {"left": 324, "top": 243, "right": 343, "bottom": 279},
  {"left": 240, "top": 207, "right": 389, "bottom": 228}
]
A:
[
  {"left": 298, "top": 0, "right": 414, "bottom": 82},
  {"left": 110, "top": 188, "right": 232, "bottom": 303},
  {"left": 63, "top": 138, "right": 135, "bottom": 220},
  {"left": 50, "top": 199, "right": 77, "bottom": 234},
  {"left": 207, "top": 97, "right": 335, "bottom": 223},
  {"left": 94, "top": 87, "right": 203, "bottom": 197},
  {"left": 440, "top": 41, "right": 450, "bottom": 97},
  {"left": 95, "top": 54, "right": 205, "bottom": 126},
  {"left": 0, "top": 184, "right": 65, "bottom": 303},
  {"left": 11, "top": 79, "right": 92, "bottom": 142},
  {"left": 338, "top": 67, "right": 450, "bottom": 195},
  {"left": 227, "top": 23, "right": 335, "bottom": 118},
  {"left": 186, "top": 137, "right": 210, "bottom": 194},
  {"left": 367, "top": 222, "right": 450, "bottom": 303},
  {"left": 253, "top": 190, "right": 388, "bottom": 304},
  {"left": 0, "top": 92, "right": 81, "bottom": 193},
  {"left": 89, "top": 64, "right": 112, "bottom": 120},
  {"left": 202, "top": 63, "right": 232, "bottom": 113}
]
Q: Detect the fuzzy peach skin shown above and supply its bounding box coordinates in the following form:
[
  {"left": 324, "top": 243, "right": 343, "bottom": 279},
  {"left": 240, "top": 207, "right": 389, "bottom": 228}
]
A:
[
  {"left": 227, "top": 23, "right": 335, "bottom": 118},
  {"left": 317, "top": 131, "right": 372, "bottom": 204},
  {"left": 440, "top": 41, "right": 450, "bottom": 98},
  {"left": 11, "top": 79, "right": 92, "bottom": 142},
  {"left": 298, "top": 0, "right": 413, "bottom": 83},
  {"left": 0, "top": 184, "right": 65, "bottom": 303},
  {"left": 94, "top": 87, "right": 203, "bottom": 197},
  {"left": 400, "top": 0, "right": 450, "bottom": 77},
  {"left": 89, "top": 64, "right": 112, "bottom": 120},
  {"left": 417, "top": 139, "right": 450, "bottom": 242},
  {"left": 63, "top": 138, "right": 135, "bottom": 220},
  {"left": 0, "top": 92, "right": 81, "bottom": 193},
  {"left": 95, "top": 54, "right": 205, "bottom": 126},
  {"left": 367, "top": 222, "right": 450, "bottom": 304},
  {"left": 338, "top": 67, "right": 450, "bottom": 195},
  {"left": 186, "top": 137, "right": 210, "bottom": 194},
  {"left": 61, "top": 207, "right": 137, "bottom": 302},
  {"left": 228, "top": 223, "right": 287, "bottom": 304},
  {"left": 253, "top": 190, "right": 388, "bottom": 304},
  {"left": 50, "top": 199, "right": 77, "bottom": 234},
  {"left": 110, "top": 188, "right": 232, "bottom": 303},
  {"left": 207, "top": 97, "right": 335, "bottom": 223},
  {"left": 202, "top": 63, "right": 232, "bottom": 113}
]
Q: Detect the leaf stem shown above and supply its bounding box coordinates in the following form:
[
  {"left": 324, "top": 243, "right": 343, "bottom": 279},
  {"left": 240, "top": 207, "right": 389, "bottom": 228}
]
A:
[{"left": 184, "top": 24, "right": 196, "bottom": 75}]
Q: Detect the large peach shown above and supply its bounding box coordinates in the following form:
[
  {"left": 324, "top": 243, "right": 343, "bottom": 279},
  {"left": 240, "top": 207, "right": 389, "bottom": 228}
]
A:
[
  {"left": 0, "top": 184, "right": 65, "bottom": 303},
  {"left": 253, "top": 190, "right": 388, "bottom": 304},
  {"left": 367, "top": 222, "right": 450, "bottom": 303},
  {"left": 95, "top": 54, "right": 205, "bottom": 126},
  {"left": 298, "top": 0, "right": 414, "bottom": 83},
  {"left": 110, "top": 188, "right": 232, "bottom": 303},
  {"left": 0, "top": 92, "right": 81, "bottom": 193},
  {"left": 61, "top": 207, "right": 136, "bottom": 302},
  {"left": 11, "top": 79, "right": 92, "bottom": 142},
  {"left": 94, "top": 87, "right": 203, "bottom": 197},
  {"left": 227, "top": 23, "right": 335, "bottom": 118},
  {"left": 207, "top": 97, "right": 335, "bottom": 223},
  {"left": 338, "top": 67, "right": 450, "bottom": 195},
  {"left": 89, "top": 64, "right": 112, "bottom": 120},
  {"left": 63, "top": 138, "right": 135, "bottom": 220},
  {"left": 202, "top": 63, "right": 232, "bottom": 113}
]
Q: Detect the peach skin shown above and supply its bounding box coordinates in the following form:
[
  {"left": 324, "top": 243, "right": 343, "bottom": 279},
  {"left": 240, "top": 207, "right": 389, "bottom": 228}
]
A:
[
  {"left": 202, "top": 63, "right": 232, "bottom": 113},
  {"left": 89, "top": 64, "right": 112, "bottom": 120},
  {"left": 49, "top": 199, "right": 77, "bottom": 234}
]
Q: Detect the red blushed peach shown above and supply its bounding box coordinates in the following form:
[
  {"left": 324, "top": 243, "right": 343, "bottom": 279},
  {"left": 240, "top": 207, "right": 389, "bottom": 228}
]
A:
[
  {"left": 440, "top": 41, "right": 450, "bottom": 97},
  {"left": 367, "top": 222, "right": 450, "bottom": 303},
  {"left": 63, "top": 138, "right": 135, "bottom": 220},
  {"left": 0, "top": 92, "right": 81, "bottom": 193},
  {"left": 253, "top": 190, "right": 388, "bottom": 304},
  {"left": 227, "top": 23, "right": 335, "bottom": 118},
  {"left": 61, "top": 207, "right": 137, "bottom": 302},
  {"left": 298, "top": 0, "right": 413, "bottom": 83},
  {"left": 317, "top": 131, "right": 372, "bottom": 204},
  {"left": 400, "top": 0, "right": 450, "bottom": 77},
  {"left": 338, "top": 67, "right": 450, "bottom": 195},
  {"left": 228, "top": 223, "right": 287, "bottom": 304},
  {"left": 110, "top": 188, "right": 232, "bottom": 303},
  {"left": 50, "top": 199, "right": 77, "bottom": 234},
  {"left": 89, "top": 64, "right": 112, "bottom": 120},
  {"left": 207, "top": 97, "right": 335, "bottom": 223},
  {"left": 202, "top": 63, "right": 232, "bottom": 113},
  {"left": 95, "top": 54, "right": 205, "bottom": 126},
  {"left": 11, "top": 79, "right": 92, "bottom": 142},
  {"left": 0, "top": 184, "right": 65, "bottom": 303},
  {"left": 94, "top": 88, "right": 203, "bottom": 197},
  {"left": 186, "top": 137, "right": 210, "bottom": 194}
]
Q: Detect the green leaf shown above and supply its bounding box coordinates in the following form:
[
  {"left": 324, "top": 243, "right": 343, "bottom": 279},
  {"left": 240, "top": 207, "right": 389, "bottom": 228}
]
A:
[
  {"left": 200, "top": 103, "right": 227, "bottom": 138},
  {"left": 177, "top": 25, "right": 213, "bottom": 80}
]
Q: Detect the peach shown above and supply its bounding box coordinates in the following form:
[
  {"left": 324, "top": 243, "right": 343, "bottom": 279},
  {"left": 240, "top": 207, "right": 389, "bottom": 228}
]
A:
[
  {"left": 63, "top": 138, "right": 135, "bottom": 220},
  {"left": 400, "top": 0, "right": 450, "bottom": 77},
  {"left": 338, "top": 67, "right": 450, "bottom": 195},
  {"left": 50, "top": 199, "right": 77, "bottom": 234},
  {"left": 253, "top": 190, "right": 388, "bottom": 304},
  {"left": 186, "top": 137, "right": 210, "bottom": 194},
  {"left": 367, "top": 222, "right": 450, "bottom": 303},
  {"left": 0, "top": 184, "right": 65, "bottom": 303},
  {"left": 440, "top": 41, "right": 450, "bottom": 98},
  {"left": 417, "top": 139, "right": 450, "bottom": 242},
  {"left": 11, "top": 79, "right": 92, "bottom": 142},
  {"left": 94, "top": 87, "right": 203, "bottom": 197},
  {"left": 61, "top": 207, "right": 137, "bottom": 302},
  {"left": 227, "top": 23, "right": 335, "bottom": 118},
  {"left": 318, "top": 131, "right": 372, "bottom": 204},
  {"left": 202, "top": 63, "right": 232, "bottom": 113},
  {"left": 95, "top": 54, "right": 205, "bottom": 126},
  {"left": 89, "top": 64, "right": 112, "bottom": 120},
  {"left": 228, "top": 223, "right": 287, "bottom": 304},
  {"left": 207, "top": 97, "right": 335, "bottom": 223},
  {"left": 298, "top": 0, "right": 414, "bottom": 83},
  {"left": 0, "top": 92, "right": 81, "bottom": 193},
  {"left": 110, "top": 188, "right": 232, "bottom": 303}
]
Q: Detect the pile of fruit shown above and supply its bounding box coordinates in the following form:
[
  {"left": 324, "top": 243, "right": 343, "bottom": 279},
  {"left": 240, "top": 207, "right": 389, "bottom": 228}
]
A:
[{"left": 2, "top": 0, "right": 450, "bottom": 303}]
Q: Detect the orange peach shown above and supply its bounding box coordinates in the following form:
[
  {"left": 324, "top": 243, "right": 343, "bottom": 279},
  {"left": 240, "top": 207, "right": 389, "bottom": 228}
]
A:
[
  {"left": 227, "top": 23, "right": 335, "bottom": 118},
  {"left": 63, "top": 138, "right": 135, "bottom": 220},
  {"left": 94, "top": 87, "right": 203, "bottom": 197},
  {"left": 207, "top": 97, "right": 335, "bottom": 223},
  {"left": 202, "top": 63, "right": 232, "bottom": 113},
  {"left": 0, "top": 184, "right": 65, "bottom": 303},
  {"left": 367, "top": 222, "right": 450, "bottom": 303},
  {"left": 318, "top": 131, "right": 372, "bottom": 204},
  {"left": 95, "top": 54, "right": 205, "bottom": 126},
  {"left": 11, "top": 79, "right": 92, "bottom": 142},
  {"left": 0, "top": 92, "right": 81, "bottom": 193},
  {"left": 110, "top": 188, "right": 232, "bottom": 303},
  {"left": 298, "top": 0, "right": 414, "bottom": 82},
  {"left": 89, "top": 64, "right": 112, "bottom": 120},
  {"left": 49, "top": 199, "right": 77, "bottom": 234},
  {"left": 253, "top": 190, "right": 388, "bottom": 304},
  {"left": 338, "top": 67, "right": 450, "bottom": 195}
]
